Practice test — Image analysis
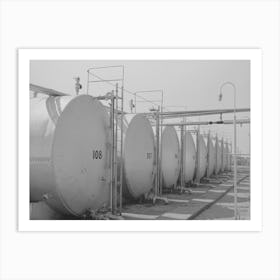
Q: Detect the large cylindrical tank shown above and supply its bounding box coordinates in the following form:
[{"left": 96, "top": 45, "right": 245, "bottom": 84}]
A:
[
  {"left": 161, "top": 126, "right": 180, "bottom": 188},
  {"left": 124, "top": 115, "right": 155, "bottom": 198},
  {"left": 196, "top": 135, "right": 207, "bottom": 181},
  {"left": 30, "top": 94, "right": 111, "bottom": 217},
  {"left": 183, "top": 131, "right": 196, "bottom": 183},
  {"left": 206, "top": 136, "right": 215, "bottom": 177},
  {"left": 214, "top": 140, "right": 222, "bottom": 174}
]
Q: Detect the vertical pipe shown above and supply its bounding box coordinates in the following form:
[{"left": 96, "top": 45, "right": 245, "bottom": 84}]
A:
[
  {"left": 233, "top": 94, "right": 238, "bottom": 219},
  {"left": 215, "top": 134, "right": 218, "bottom": 175},
  {"left": 110, "top": 91, "right": 114, "bottom": 212},
  {"left": 206, "top": 131, "right": 210, "bottom": 177},
  {"left": 196, "top": 127, "right": 200, "bottom": 182},
  {"left": 159, "top": 92, "right": 163, "bottom": 195},
  {"left": 119, "top": 82, "right": 124, "bottom": 213},
  {"left": 155, "top": 109, "right": 160, "bottom": 197},
  {"left": 180, "top": 124, "right": 185, "bottom": 189},
  {"left": 248, "top": 119, "right": 250, "bottom": 174},
  {"left": 229, "top": 141, "right": 232, "bottom": 172},
  {"left": 114, "top": 84, "right": 118, "bottom": 214},
  {"left": 221, "top": 137, "right": 224, "bottom": 172},
  {"left": 86, "top": 70, "right": 90, "bottom": 95},
  {"left": 227, "top": 140, "right": 230, "bottom": 171}
]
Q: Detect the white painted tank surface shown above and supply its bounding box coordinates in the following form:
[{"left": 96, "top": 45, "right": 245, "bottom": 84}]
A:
[
  {"left": 161, "top": 126, "right": 180, "bottom": 188},
  {"left": 215, "top": 140, "right": 222, "bottom": 174},
  {"left": 196, "top": 135, "right": 207, "bottom": 181},
  {"left": 30, "top": 94, "right": 111, "bottom": 216},
  {"left": 183, "top": 131, "right": 196, "bottom": 183},
  {"left": 124, "top": 115, "right": 155, "bottom": 198},
  {"left": 206, "top": 137, "right": 215, "bottom": 177}
]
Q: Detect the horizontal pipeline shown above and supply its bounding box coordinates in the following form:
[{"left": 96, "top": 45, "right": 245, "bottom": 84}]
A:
[
  {"left": 155, "top": 119, "right": 250, "bottom": 126},
  {"left": 30, "top": 84, "right": 69, "bottom": 97},
  {"left": 141, "top": 108, "right": 250, "bottom": 118}
]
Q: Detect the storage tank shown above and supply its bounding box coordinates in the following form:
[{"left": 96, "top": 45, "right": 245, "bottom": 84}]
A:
[
  {"left": 214, "top": 139, "right": 222, "bottom": 174},
  {"left": 30, "top": 94, "right": 111, "bottom": 217},
  {"left": 196, "top": 134, "right": 207, "bottom": 181},
  {"left": 183, "top": 131, "right": 196, "bottom": 183},
  {"left": 161, "top": 126, "right": 180, "bottom": 188},
  {"left": 206, "top": 136, "right": 215, "bottom": 177},
  {"left": 124, "top": 115, "right": 155, "bottom": 198}
]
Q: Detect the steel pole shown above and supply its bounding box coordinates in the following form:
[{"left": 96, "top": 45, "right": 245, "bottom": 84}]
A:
[
  {"left": 159, "top": 92, "right": 163, "bottom": 195},
  {"left": 195, "top": 128, "right": 200, "bottom": 183},
  {"left": 119, "top": 66, "right": 124, "bottom": 214},
  {"left": 114, "top": 84, "right": 118, "bottom": 214},
  {"left": 233, "top": 89, "right": 238, "bottom": 220},
  {"left": 180, "top": 125, "right": 184, "bottom": 189},
  {"left": 120, "top": 85, "right": 124, "bottom": 214},
  {"left": 215, "top": 134, "right": 218, "bottom": 175},
  {"left": 206, "top": 131, "right": 210, "bottom": 177},
  {"left": 219, "top": 81, "right": 238, "bottom": 219},
  {"left": 110, "top": 91, "right": 114, "bottom": 212},
  {"left": 155, "top": 110, "right": 160, "bottom": 196}
]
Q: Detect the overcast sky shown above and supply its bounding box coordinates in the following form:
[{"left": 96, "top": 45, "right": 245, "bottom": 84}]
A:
[{"left": 30, "top": 60, "right": 250, "bottom": 154}]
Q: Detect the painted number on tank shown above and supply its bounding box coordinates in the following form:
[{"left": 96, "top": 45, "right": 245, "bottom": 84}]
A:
[
  {"left": 93, "top": 150, "right": 103, "bottom": 159},
  {"left": 146, "top": 152, "right": 152, "bottom": 159}
]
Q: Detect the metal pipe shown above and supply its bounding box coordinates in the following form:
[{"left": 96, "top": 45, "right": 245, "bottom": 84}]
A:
[
  {"left": 88, "top": 79, "right": 123, "bottom": 83},
  {"left": 110, "top": 91, "right": 114, "bottom": 212},
  {"left": 159, "top": 91, "right": 163, "bottom": 195},
  {"left": 162, "top": 108, "right": 249, "bottom": 116},
  {"left": 180, "top": 124, "right": 185, "bottom": 189},
  {"left": 221, "top": 137, "right": 224, "bottom": 172},
  {"left": 155, "top": 109, "right": 160, "bottom": 196},
  {"left": 114, "top": 84, "right": 118, "bottom": 214},
  {"left": 195, "top": 128, "right": 200, "bottom": 183},
  {"left": 134, "top": 90, "right": 165, "bottom": 94},
  {"left": 30, "top": 84, "right": 69, "bottom": 97},
  {"left": 119, "top": 84, "right": 124, "bottom": 214},
  {"left": 215, "top": 134, "right": 218, "bottom": 175},
  {"left": 120, "top": 66, "right": 125, "bottom": 213},
  {"left": 155, "top": 119, "right": 250, "bottom": 127},
  {"left": 233, "top": 87, "right": 238, "bottom": 220},
  {"left": 87, "top": 65, "right": 124, "bottom": 71},
  {"left": 206, "top": 131, "right": 210, "bottom": 177},
  {"left": 141, "top": 108, "right": 250, "bottom": 118},
  {"left": 219, "top": 81, "right": 238, "bottom": 220}
]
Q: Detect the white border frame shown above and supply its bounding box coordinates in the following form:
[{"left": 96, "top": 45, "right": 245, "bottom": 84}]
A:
[{"left": 18, "top": 48, "right": 262, "bottom": 232}]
